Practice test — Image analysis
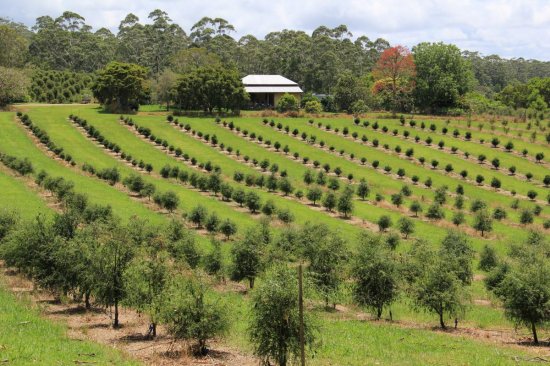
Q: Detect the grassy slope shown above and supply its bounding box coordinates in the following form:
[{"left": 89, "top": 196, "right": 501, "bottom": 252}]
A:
[
  {"left": 2, "top": 106, "right": 544, "bottom": 365},
  {"left": 102, "top": 112, "right": 530, "bottom": 327},
  {"left": 289, "top": 119, "right": 548, "bottom": 225},
  {"left": 0, "top": 112, "right": 165, "bottom": 225},
  {"left": 444, "top": 117, "right": 549, "bottom": 145},
  {"left": 133, "top": 116, "right": 477, "bottom": 246},
  {"left": 123, "top": 113, "right": 499, "bottom": 250},
  {"left": 0, "top": 285, "right": 139, "bottom": 366},
  {"left": 64, "top": 106, "right": 366, "bottom": 243},
  {"left": 297, "top": 118, "right": 548, "bottom": 206},
  {"left": 240, "top": 117, "right": 547, "bottom": 214},
  {"left": 0, "top": 171, "right": 50, "bottom": 220},
  {"left": 24, "top": 107, "right": 260, "bottom": 240},
  {"left": 223, "top": 291, "right": 534, "bottom": 366},
  {"left": 183, "top": 116, "right": 537, "bottom": 252},
  {"left": 365, "top": 117, "right": 550, "bottom": 182}
]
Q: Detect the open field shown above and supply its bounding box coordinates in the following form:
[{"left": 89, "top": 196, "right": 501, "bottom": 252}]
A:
[{"left": 0, "top": 104, "right": 548, "bottom": 365}]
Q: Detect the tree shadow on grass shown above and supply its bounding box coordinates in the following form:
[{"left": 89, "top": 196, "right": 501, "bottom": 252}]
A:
[
  {"left": 514, "top": 339, "right": 550, "bottom": 347},
  {"left": 47, "top": 305, "right": 104, "bottom": 316}
]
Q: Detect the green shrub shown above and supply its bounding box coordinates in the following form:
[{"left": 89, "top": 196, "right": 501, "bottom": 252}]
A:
[
  {"left": 276, "top": 93, "right": 299, "bottom": 112},
  {"left": 304, "top": 100, "right": 323, "bottom": 114}
]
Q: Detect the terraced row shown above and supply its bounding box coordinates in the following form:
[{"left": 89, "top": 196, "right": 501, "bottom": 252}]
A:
[
  {"left": 246, "top": 117, "right": 549, "bottom": 217},
  {"left": 25, "top": 108, "right": 375, "bottom": 246},
  {"left": 361, "top": 116, "right": 550, "bottom": 167},
  {"left": 123, "top": 113, "right": 547, "bottom": 253}
]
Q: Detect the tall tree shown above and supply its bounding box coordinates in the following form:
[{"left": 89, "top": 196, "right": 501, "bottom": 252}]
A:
[
  {"left": 353, "top": 234, "right": 400, "bottom": 319},
  {"left": 0, "top": 25, "right": 28, "bottom": 67},
  {"left": 143, "top": 9, "right": 188, "bottom": 74},
  {"left": 170, "top": 47, "right": 221, "bottom": 74},
  {"left": 333, "top": 71, "right": 368, "bottom": 113},
  {"left": 151, "top": 69, "right": 178, "bottom": 110},
  {"left": 0, "top": 66, "right": 30, "bottom": 107},
  {"left": 493, "top": 232, "right": 550, "bottom": 344},
  {"left": 372, "top": 45, "right": 416, "bottom": 113},
  {"left": 92, "top": 61, "right": 148, "bottom": 112},
  {"left": 413, "top": 42, "right": 473, "bottom": 112},
  {"left": 175, "top": 65, "right": 248, "bottom": 112},
  {"left": 124, "top": 248, "right": 171, "bottom": 337},
  {"left": 406, "top": 240, "right": 470, "bottom": 329},
  {"left": 162, "top": 273, "right": 229, "bottom": 355},
  {"left": 92, "top": 222, "right": 135, "bottom": 328}
]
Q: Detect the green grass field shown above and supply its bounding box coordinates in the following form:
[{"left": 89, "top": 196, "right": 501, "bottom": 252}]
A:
[
  {"left": 0, "top": 283, "right": 139, "bottom": 366},
  {"left": 0, "top": 104, "right": 548, "bottom": 365}
]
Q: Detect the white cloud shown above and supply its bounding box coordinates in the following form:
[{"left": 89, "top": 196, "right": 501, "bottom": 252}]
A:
[{"left": 1, "top": 0, "right": 549, "bottom": 60}]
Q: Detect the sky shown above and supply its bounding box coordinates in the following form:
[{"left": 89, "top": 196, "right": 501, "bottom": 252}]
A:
[{"left": 1, "top": 0, "right": 549, "bottom": 60}]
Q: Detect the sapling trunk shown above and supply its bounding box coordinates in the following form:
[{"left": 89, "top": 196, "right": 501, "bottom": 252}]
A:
[
  {"left": 85, "top": 291, "right": 91, "bottom": 310},
  {"left": 114, "top": 299, "right": 119, "bottom": 328},
  {"left": 531, "top": 322, "right": 538, "bottom": 344}
]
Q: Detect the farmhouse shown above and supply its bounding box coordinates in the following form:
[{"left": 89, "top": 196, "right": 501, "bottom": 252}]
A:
[{"left": 242, "top": 75, "right": 303, "bottom": 108}]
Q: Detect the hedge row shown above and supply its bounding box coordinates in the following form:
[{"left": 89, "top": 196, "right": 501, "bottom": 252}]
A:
[
  {"left": 0, "top": 153, "right": 34, "bottom": 176},
  {"left": 70, "top": 115, "right": 153, "bottom": 172},
  {"left": 35, "top": 169, "right": 113, "bottom": 223},
  {"left": 18, "top": 112, "right": 75, "bottom": 165},
  {"left": 349, "top": 117, "right": 546, "bottom": 166}
]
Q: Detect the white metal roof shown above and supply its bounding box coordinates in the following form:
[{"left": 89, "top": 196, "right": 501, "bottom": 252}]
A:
[
  {"left": 245, "top": 86, "right": 303, "bottom": 93},
  {"left": 242, "top": 75, "right": 298, "bottom": 86},
  {"left": 242, "top": 75, "right": 303, "bottom": 93}
]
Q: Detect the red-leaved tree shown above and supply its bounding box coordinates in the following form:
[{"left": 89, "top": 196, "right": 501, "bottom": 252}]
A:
[{"left": 372, "top": 45, "right": 416, "bottom": 113}]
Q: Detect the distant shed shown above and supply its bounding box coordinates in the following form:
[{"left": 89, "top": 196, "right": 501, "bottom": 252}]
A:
[{"left": 242, "top": 75, "right": 303, "bottom": 108}]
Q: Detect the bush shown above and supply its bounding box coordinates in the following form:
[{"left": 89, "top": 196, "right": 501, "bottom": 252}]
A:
[
  {"left": 351, "top": 100, "right": 369, "bottom": 114},
  {"left": 262, "top": 200, "right": 277, "bottom": 216},
  {"left": 163, "top": 275, "right": 229, "bottom": 355},
  {"left": 158, "top": 191, "right": 179, "bottom": 212},
  {"left": 249, "top": 265, "right": 317, "bottom": 365},
  {"left": 304, "top": 100, "right": 322, "bottom": 114},
  {"left": 478, "top": 245, "right": 498, "bottom": 271},
  {"left": 205, "top": 212, "right": 220, "bottom": 233},
  {"left": 245, "top": 191, "right": 261, "bottom": 213},
  {"left": 276, "top": 208, "right": 295, "bottom": 224},
  {"left": 493, "top": 207, "right": 507, "bottom": 221},
  {"left": 426, "top": 203, "right": 445, "bottom": 220},
  {"left": 219, "top": 219, "right": 237, "bottom": 240},
  {"left": 377, "top": 215, "right": 392, "bottom": 232},
  {"left": 276, "top": 93, "right": 299, "bottom": 112}
]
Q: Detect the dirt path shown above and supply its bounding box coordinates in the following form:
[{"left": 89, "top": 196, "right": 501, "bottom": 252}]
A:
[{"left": 1, "top": 267, "right": 257, "bottom": 366}]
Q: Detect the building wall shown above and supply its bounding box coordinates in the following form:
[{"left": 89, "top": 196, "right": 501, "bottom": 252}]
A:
[{"left": 273, "top": 93, "right": 302, "bottom": 106}]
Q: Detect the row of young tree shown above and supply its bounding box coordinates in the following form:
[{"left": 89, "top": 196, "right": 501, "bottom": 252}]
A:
[
  {"left": 0, "top": 152, "right": 548, "bottom": 361},
  {"left": 261, "top": 117, "right": 549, "bottom": 200},
  {"left": 19, "top": 112, "right": 76, "bottom": 165},
  {"left": 68, "top": 112, "right": 550, "bottom": 232},
  {"left": 4, "top": 204, "right": 547, "bottom": 358},
  {"left": 202, "top": 117, "right": 549, "bottom": 230}
]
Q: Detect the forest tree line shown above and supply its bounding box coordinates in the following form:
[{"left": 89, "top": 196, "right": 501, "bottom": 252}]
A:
[{"left": 0, "top": 10, "right": 549, "bottom": 114}]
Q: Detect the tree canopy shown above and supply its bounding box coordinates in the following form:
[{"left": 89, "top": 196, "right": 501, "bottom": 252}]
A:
[
  {"left": 413, "top": 42, "right": 474, "bottom": 112},
  {"left": 92, "top": 61, "right": 149, "bottom": 112},
  {"left": 175, "top": 65, "right": 248, "bottom": 112}
]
